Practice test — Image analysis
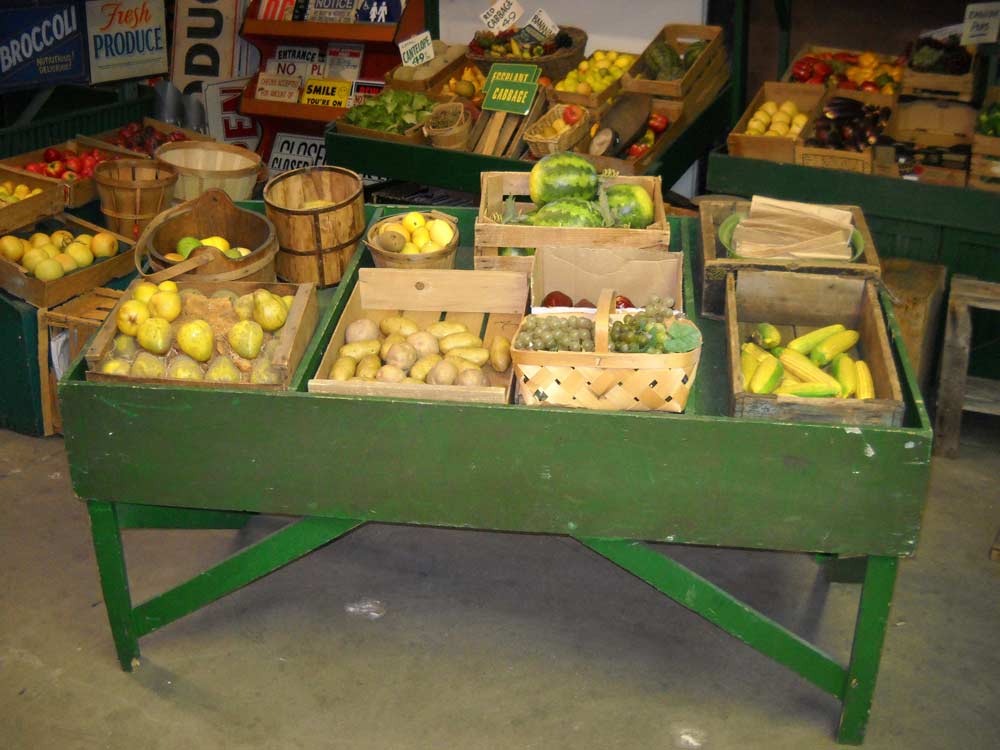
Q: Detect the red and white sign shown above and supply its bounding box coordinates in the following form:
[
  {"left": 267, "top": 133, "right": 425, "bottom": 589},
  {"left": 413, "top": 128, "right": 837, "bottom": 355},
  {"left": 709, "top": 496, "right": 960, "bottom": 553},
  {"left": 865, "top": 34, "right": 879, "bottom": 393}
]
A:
[
  {"left": 255, "top": 72, "right": 300, "bottom": 102},
  {"left": 264, "top": 58, "right": 326, "bottom": 81},
  {"left": 86, "top": 0, "right": 168, "bottom": 84},
  {"left": 204, "top": 76, "right": 260, "bottom": 149},
  {"left": 325, "top": 43, "right": 363, "bottom": 80}
]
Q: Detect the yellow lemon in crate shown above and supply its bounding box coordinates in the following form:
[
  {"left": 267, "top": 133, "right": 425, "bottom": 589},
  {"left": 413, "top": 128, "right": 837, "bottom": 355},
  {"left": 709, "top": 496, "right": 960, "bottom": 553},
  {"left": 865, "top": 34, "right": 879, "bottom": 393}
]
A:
[
  {"left": 427, "top": 219, "right": 455, "bottom": 248},
  {"left": 410, "top": 227, "right": 430, "bottom": 248},
  {"left": 400, "top": 242, "right": 421, "bottom": 255},
  {"left": 401, "top": 212, "right": 426, "bottom": 234}
]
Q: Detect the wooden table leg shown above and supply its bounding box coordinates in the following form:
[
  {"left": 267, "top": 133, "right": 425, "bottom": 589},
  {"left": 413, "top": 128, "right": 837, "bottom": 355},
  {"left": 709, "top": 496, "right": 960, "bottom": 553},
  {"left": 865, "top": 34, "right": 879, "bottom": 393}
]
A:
[
  {"left": 934, "top": 298, "right": 972, "bottom": 458},
  {"left": 87, "top": 501, "right": 141, "bottom": 671},
  {"left": 837, "top": 556, "right": 899, "bottom": 745}
]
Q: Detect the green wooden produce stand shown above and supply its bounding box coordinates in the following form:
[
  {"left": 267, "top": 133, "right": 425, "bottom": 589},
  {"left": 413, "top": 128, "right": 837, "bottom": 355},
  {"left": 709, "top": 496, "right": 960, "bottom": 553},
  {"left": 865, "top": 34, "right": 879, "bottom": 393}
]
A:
[{"left": 59, "top": 206, "right": 931, "bottom": 746}]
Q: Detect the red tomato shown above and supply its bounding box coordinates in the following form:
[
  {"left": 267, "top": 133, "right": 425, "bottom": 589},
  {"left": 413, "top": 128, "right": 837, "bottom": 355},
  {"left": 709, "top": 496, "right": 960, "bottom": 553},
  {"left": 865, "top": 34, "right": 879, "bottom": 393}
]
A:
[
  {"left": 859, "top": 81, "right": 880, "bottom": 92},
  {"left": 627, "top": 143, "right": 651, "bottom": 159},
  {"left": 647, "top": 113, "right": 669, "bottom": 133},
  {"left": 806, "top": 74, "right": 827, "bottom": 84},
  {"left": 837, "top": 79, "right": 859, "bottom": 90},
  {"left": 562, "top": 104, "right": 584, "bottom": 126},
  {"left": 42, "top": 147, "right": 61, "bottom": 162},
  {"left": 541, "top": 291, "right": 573, "bottom": 307},
  {"left": 614, "top": 294, "right": 635, "bottom": 309},
  {"left": 45, "top": 161, "right": 65, "bottom": 178},
  {"left": 812, "top": 61, "right": 833, "bottom": 78},
  {"left": 538, "top": 75, "right": 552, "bottom": 87}
]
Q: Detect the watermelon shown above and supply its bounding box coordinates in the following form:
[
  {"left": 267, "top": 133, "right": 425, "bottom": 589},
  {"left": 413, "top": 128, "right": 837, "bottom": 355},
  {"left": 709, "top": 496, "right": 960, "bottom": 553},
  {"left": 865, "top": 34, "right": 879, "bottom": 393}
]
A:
[
  {"left": 530, "top": 198, "right": 604, "bottom": 227},
  {"left": 604, "top": 184, "right": 655, "bottom": 228},
  {"left": 528, "top": 152, "right": 598, "bottom": 206}
]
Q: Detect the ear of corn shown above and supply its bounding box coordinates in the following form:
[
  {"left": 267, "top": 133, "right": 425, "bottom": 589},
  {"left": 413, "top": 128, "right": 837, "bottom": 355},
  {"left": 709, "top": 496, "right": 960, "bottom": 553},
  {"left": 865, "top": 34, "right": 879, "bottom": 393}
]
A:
[
  {"left": 752, "top": 322, "right": 781, "bottom": 349},
  {"left": 775, "top": 381, "right": 841, "bottom": 397},
  {"left": 779, "top": 348, "right": 842, "bottom": 391},
  {"left": 740, "top": 349, "right": 760, "bottom": 389},
  {"left": 831, "top": 353, "right": 857, "bottom": 398},
  {"left": 749, "top": 354, "right": 783, "bottom": 394},
  {"left": 810, "top": 330, "right": 860, "bottom": 366},
  {"left": 741, "top": 341, "right": 770, "bottom": 362},
  {"left": 787, "top": 324, "right": 846, "bottom": 355},
  {"left": 781, "top": 371, "right": 801, "bottom": 385},
  {"left": 855, "top": 360, "right": 875, "bottom": 399}
]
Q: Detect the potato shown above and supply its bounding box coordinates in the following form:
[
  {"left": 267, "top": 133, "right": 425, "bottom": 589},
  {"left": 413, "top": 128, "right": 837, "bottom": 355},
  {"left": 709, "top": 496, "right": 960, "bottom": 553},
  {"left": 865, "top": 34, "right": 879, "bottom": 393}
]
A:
[
  {"left": 385, "top": 342, "right": 418, "bottom": 372},
  {"left": 376, "top": 364, "right": 406, "bottom": 382},
  {"left": 426, "top": 359, "right": 458, "bottom": 385},
  {"left": 339, "top": 339, "right": 380, "bottom": 360},
  {"left": 346, "top": 318, "right": 379, "bottom": 343},
  {"left": 330, "top": 356, "right": 357, "bottom": 381},
  {"left": 380, "top": 333, "right": 406, "bottom": 360},
  {"left": 447, "top": 347, "right": 489, "bottom": 367},
  {"left": 457, "top": 368, "right": 488, "bottom": 387},
  {"left": 356, "top": 354, "right": 381, "bottom": 380},
  {"left": 427, "top": 321, "right": 467, "bottom": 339},
  {"left": 440, "top": 332, "right": 482, "bottom": 354},
  {"left": 407, "top": 331, "right": 439, "bottom": 358},
  {"left": 489, "top": 335, "right": 511, "bottom": 373},
  {"left": 379, "top": 315, "right": 419, "bottom": 337},
  {"left": 445, "top": 356, "right": 481, "bottom": 373},
  {"left": 410, "top": 353, "right": 442, "bottom": 381}
]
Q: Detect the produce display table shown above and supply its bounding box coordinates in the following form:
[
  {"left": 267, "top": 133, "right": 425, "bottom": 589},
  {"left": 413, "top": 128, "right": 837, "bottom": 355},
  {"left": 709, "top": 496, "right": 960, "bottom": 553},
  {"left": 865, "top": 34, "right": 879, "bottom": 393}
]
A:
[
  {"left": 59, "top": 208, "right": 932, "bottom": 746},
  {"left": 324, "top": 86, "right": 734, "bottom": 193}
]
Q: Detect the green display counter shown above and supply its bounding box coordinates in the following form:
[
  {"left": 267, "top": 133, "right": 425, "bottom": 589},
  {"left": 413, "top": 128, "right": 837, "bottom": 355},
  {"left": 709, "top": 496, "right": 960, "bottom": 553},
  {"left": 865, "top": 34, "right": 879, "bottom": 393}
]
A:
[{"left": 59, "top": 208, "right": 931, "bottom": 745}]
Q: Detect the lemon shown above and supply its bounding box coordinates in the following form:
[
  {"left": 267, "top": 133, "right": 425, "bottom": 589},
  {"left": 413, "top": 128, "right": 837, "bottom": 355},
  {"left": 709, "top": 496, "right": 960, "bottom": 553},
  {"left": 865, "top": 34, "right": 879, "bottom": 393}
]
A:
[
  {"left": 200, "top": 235, "right": 230, "bottom": 252},
  {"left": 769, "top": 121, "right": 790, "bottom": 136},
  {"left": 427, "top": 219, "right": 455, "bottom": 248},
  {"left": 752, "top": 109, "right": 771, "bottom": 124},
  {"left": 401, "top": 212, "right": 426, "bottom": 234},
  {"left": 593, "top": 50, "right": 606, "bottom": 61},
  {"left": 606, "top": 50, "right": 619, "bottom": 62},
  {"left": 410, "top": 227, "right": 430, "bottom": 247},
  {"left": 779, "top": 100, "right": 798, "bottom": 117},
  {"left": 771, "top": 110, "right": 791, "bottom": 126},
  {"left": 746, "top": 122, "right": 766, "bottom": 136},
  {"left": 400, "top": 242, "right": 421, "bottom": 255},
  {"left": 420, "top": 241, "right": 442, "bottom": 254},
  {"left": 157, "top": 280, "right": 179, "bottom": 293},
  {"left": 380, "top": 221, "right": 410, "bottom": 241},
  {"left": 29, "top": 232, "right": 50, "bottom": 248},
  {"left": 760, "top": 101, "right": 778, "bottom": 116}
]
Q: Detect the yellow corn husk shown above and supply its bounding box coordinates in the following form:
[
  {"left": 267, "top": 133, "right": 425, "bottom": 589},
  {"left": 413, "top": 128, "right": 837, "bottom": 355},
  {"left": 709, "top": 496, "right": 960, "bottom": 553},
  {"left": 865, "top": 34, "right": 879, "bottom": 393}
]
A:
[
  {"left": 741, "top": 349, "right": 760, "bottom": 389},
  {"left": 741, "top": 341, "right": 771, "bottom": 362},
  {"left": 752, "top": 322, "right": 781, "bottom": 349},
  {"left": 775, "top": 381, "right": 841, "bottom": 398},
  {"left": 779, "top": 349, "right": 842, "bottom": 391},
  {"left": 855, "top": 360, "right": 875, "bottom": 400},
  {"left": 787, "top": 324, "right": 846, "bottom": 355},
  {"left": 749, "top": 354, "right": 783, "bottom": 395},
  {"left": 831, "top": 353, "right": 857, "bottom": 398},
  {"left": 810, "top": 329, "right": 860, "bottom": 367}
]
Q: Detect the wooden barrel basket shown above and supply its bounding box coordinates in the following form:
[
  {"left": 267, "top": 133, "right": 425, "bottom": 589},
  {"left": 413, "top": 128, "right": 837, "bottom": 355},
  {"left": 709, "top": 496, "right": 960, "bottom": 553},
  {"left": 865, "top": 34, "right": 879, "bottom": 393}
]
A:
[
  {"left": 154, "top": 141, "right": 261, "bottom": 202},
  {"left": 134, "top": 189, "right": 278, "bottom": 284},
  {"left": 93, "top": 159, "right": 177, "bottom": 240},
  {"left": 364, "top": 210, "right": 460, "bottom": 269},
  {"left": 263, "top": 166, "right": 365, "bottom": 287}
]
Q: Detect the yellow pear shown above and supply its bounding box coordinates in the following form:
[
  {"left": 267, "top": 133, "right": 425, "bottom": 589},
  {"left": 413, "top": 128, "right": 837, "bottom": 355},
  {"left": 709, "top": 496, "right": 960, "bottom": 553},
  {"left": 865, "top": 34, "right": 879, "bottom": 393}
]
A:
[
  {"left": 233, "top": 293, "right": 254, "bottom": 321},
  {"left": 167, "top": 354, "right": 204, "bottom": 380},
  {"left": 112, "top": 334, "right": 138, "bottom": 360},
  {"left": 136, "top": 317, "right": 173, "bottom": 355},
  {"left": 133, "top": 281, "right": 158, "bottom": 304},
  {"left": 157, "top": 280, "right": 178, "bottom": 292},
  {"left": 252, "top": 289, "right": 287, "bottom": 332},
  {"left": 250, "top": 357, "right": 281, "bottom": 384},
  {"left": 130, "top": 351, "right": 166, "bottom": 378},
  {"left": 65, "top": 242, "right": 94, "bottom": 268},
  {"left": 13, "top": 184, "right": 30, "bottom": 199},
  {"left": 148, "top": 290, "right": 182, "bottom": 322},
  {"left": 99, "top": 357, "right": 131, "bottom": 376},
  {"left": 117, "top": 299, "right": 150, "bottom": 337},
  {"left": 0, "top": 235, "right": 24, "bottom": 263},
  {"left": 176, "top": 319, "right": 214, "bottom": 362},
  {"left": 34, "top": 258, "right": 64, "bottom": 281},
  {"left": 227, "top": 319, "right": 264, "bottom": 359},
  {"left": 281, "top": 294, "right": 294, "bottom": 310},
  {"left": 206, "top": 356, "right": 242, "bottom": 383}
]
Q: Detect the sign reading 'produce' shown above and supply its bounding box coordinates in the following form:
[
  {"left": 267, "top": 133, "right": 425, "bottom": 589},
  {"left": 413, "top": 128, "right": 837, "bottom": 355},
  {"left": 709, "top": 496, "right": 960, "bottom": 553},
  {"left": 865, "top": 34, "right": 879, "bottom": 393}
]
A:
[{"left": 86, "top": 0, "right": 168, "bottom": 84}]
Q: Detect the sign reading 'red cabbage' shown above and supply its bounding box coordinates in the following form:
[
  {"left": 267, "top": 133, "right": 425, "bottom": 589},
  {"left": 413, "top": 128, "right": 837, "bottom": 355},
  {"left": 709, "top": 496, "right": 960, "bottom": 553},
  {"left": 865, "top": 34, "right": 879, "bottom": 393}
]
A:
[
  {"left": 0, "top": 3, "right": 88, "bottom": 93},
  {"left": 86, "top": 0, "right": 169, "bottom": 84}
]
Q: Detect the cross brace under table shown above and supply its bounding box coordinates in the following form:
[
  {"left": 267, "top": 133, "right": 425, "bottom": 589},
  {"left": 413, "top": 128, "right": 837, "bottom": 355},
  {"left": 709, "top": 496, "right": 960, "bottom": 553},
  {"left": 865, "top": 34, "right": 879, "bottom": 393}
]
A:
[{"left": 87, "top": 500, "right": 898, "bottom": 746}]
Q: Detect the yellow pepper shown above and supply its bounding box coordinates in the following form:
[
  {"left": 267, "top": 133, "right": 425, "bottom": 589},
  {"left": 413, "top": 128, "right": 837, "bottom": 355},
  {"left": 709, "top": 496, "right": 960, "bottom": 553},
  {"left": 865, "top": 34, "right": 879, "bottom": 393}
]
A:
[
  {"left": 889, "top": 65, "right": 902, "bottom": 82},
  {"left": 858, "top": 51, "right": 879, "bottom": 69},
  {"left": 880, "top": 83, "right": 895, "bottom": 95}
]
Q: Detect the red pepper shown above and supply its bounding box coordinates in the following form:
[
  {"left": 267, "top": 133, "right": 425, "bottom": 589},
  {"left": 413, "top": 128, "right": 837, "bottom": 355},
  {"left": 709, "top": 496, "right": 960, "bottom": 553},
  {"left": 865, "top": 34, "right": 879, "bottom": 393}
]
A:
[
  {"left": 627, "top": 143, "right": 650, "bottom": 159},
  {"left": 541, "top": 291, "right": 573, "bottom": 307},
  {"left": 817, "top": 52, "right": 833, "bottom": 60},
  {"left": 812, "top": 61, "right": 832, "bottom": 78},
  {"left": 806, "top": 74, "right": 827, "bottom": 85},
  {"left": 614, "top": 295, "right": 634, "bottom": 309},
  {"left": 647, "top": 112, "right": 669, "bottom": 133},
  {"left": 576, "top": 298, "right": 595, "bottom": 308},
  {"left": 837, "top": 79, "right": 859, "bottom": 90},
  {"left": 791, "top": 60, "right": 813, "bottom": 82},
  {"left": 833, "top": 52, "right": 859, "bottom": 64},
  {"left": 859, "top": 80, "right": 880, "bottom": 92}
]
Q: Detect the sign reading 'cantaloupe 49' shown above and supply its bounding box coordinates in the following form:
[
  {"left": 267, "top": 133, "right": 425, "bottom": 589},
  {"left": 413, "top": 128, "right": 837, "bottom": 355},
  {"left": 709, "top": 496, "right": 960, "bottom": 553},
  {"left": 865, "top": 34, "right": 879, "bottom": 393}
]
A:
[
  {"left": 85, "top": 0, "right": 168, "bottom": 84},
  {"left": 0, "top": 3, "right": 88, "bottom": 93}
]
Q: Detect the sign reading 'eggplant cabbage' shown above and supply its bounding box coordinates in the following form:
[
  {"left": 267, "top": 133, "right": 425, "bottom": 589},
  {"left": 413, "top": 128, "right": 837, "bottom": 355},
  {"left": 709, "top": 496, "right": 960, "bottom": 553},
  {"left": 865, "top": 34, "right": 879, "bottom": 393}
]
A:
[
  {"left": 482, "top": 62, "right": 540, "bottom": 115},
  {"left": 0, "top": 3, "right": 88, "bottom": 93},
  {"left": 86, "top": 0, "right": 168, "bottom": 84}
]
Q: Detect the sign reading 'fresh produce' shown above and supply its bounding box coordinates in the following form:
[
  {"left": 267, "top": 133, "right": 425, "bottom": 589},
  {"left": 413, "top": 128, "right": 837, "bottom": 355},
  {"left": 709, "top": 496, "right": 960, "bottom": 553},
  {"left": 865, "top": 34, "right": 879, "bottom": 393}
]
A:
[
  {"left": 0, "top": 3, "right": 88, "bottom": 93},
  {"left": 86, "top": 0, "right": 168, "bottom": 84}
]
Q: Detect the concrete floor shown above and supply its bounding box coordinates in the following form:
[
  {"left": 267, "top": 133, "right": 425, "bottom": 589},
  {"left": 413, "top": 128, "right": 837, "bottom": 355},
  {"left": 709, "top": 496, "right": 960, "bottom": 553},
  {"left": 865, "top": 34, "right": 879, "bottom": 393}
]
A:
[{"left": 1, "top": 419, "right": 998, "bottom": 750}]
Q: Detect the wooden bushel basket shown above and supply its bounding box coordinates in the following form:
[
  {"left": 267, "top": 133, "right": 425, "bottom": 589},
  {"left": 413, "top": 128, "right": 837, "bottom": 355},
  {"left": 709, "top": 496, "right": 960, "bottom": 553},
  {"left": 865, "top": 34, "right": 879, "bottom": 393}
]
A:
[
  {"left": 93, "top": 159, "right": 177, "bottom": 241},
  {"left": 134, "top": 189, "right": 278, "bottom": 284},
  {"left": 154, "top": 141, "right": 261, "bottom": 202},
  {"left": 511, "top": 289, "right": 702, "bottom": 412},
  {"left": 423, "top": 103, "right": 471, "bottom": 150},
  {"left": 263, "top": 166, "right": 365, "bottom": 287},
  {"left": 467, "top": 26, "right": 587, "bottom": 82},
  {"left": 364, "top": 210, "right": 459, "bottom": 270}
]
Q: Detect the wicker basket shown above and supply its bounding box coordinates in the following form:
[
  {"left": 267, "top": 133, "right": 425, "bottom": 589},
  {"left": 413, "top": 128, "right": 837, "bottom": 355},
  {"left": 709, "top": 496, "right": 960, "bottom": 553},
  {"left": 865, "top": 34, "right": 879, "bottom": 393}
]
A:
[
  {"left": 423, "top": 103, "right": 471, "bottom": 150},
  {"left": 263, "top": 165, "right": 365, "bottom": 287},
  {"left": 467, "top": 27, "right": 587, "bottom": 82},
  {"left": 135, "top": 189, "right": 278, "bottom": 283},
  {"left": 511, "top": 289, "right": 701, "bottom": 412},
  {"left": 365, "top": 210, "right": 459, "bottom": 269},
  {"left": 524, "top": 105, "right": 589, "bottom": 157},
  {"left": 154, "top": 141, "right": 261, "bottom": 202},
  {"left": 93, "top": 159, "right": 177, "bottom": 241}
]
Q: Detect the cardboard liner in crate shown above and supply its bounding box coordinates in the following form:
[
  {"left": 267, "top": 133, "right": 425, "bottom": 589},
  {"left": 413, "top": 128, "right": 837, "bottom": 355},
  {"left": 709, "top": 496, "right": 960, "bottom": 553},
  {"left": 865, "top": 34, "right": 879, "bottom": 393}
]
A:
[{"left": 512, "top": 289, "right": 701, "bottom": 412}]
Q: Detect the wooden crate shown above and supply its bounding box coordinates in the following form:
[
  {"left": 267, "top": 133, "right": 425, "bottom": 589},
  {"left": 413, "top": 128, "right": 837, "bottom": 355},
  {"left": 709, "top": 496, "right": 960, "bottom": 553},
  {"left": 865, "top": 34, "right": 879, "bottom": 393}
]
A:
[
  {"left": 574, "top": 99, "right": 684, "bottom": 176},
  {"left": 383, "top": 51, "right": 468, "bottom": 92},
  {"left": 0, "top": 214, "right": 134, "bottom": 308},
  {"left": 727, "top": 82, "right": 825, "bottom": 164},
  {"left": 468, "top": 93, "right": 547, "bottom": 158},
  {"left": 475, "top": 172, "right": 670, "bottom": 274},
  {"left": 38, "top": 287, "right": 123, "bottom": 435},
  {"left": 696, "top": 198, "right": 881, "bottom": 319},
  {"left": 726, "top": 271, "right": 903, "bottom": 426},
  {"left": 84, "top": 277, "right": 318, "bottom": 390},
  {"left": 77, "top": 117, "right": 213, "bottom": 155},
  {"left": 308, "top": 268, "right": 527, "bottom": 404},
  {"left": 0, "top": 166, "right": 64, "bottom": 234},
  {"left": 879, "top": 258, "right": 945, "bottom": 395},
  {"left": 544, "top": 75, "right": 622, "bottom": 112},
  {"left": 621, "top": 24, "right": 725, "bottom": 100},
  {"left": 970, "top": 87, "right": 1000, "bottom": 193},
  {"left": 0, "top": 139, "right": 136, "bottom": 208},
  {"left": 794, "top": 90, "right": 896, "bottom": 174},
  {"left": 902, "top": 61, "right": 978, "bottom": 102},
  {"left": 887, "top": 99, "right": 977, "bottom": 149},
  {"left": 335, "top": 121, "right": 427, "bottom": 145},
  {"left": 780, "top": 44, "right": 899, "bottom": 83}
]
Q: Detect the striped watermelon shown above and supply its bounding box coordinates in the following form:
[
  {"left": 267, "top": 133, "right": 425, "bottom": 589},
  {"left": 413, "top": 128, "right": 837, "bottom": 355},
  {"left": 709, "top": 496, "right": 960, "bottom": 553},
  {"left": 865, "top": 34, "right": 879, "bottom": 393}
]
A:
[
  {"left": 528, "top": 152, "right": 598, "bottom": 206},
  {"left": 605, "top": 184, "right": 655, "bottom": 228},
  {"left": 530, "top": 198, "right": 604, "bottom": 227}
]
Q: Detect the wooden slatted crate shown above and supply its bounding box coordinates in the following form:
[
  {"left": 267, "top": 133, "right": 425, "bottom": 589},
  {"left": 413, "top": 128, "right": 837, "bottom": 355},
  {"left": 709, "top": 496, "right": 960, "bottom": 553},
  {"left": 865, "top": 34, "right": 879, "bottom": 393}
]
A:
[
  {"left": 970, "top": 87, "right": 1000, "bottom": 193},
  {"left": 727, "top": 82, "right": 825, "bottom": 164},
  {"left": 621, "top": 24, "right": 725, "bottom": 100},
  {"left": 0, "top": 165, "right": 64, "bottom": 234}
]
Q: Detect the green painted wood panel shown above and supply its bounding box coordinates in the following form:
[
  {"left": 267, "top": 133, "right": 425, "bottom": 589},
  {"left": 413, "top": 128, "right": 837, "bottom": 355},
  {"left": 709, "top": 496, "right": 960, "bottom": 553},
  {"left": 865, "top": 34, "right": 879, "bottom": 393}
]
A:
[
  {"left": 866, "top": 217, "right": 941, "bottom": 264},
  {"left": 0, "top": 289, "right": 43, "bottom": 435}
]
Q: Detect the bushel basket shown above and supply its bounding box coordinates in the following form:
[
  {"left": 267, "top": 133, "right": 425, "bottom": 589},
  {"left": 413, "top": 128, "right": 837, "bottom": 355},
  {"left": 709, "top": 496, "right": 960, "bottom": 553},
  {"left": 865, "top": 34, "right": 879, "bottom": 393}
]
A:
[
  {"left": 467, "top": 27, "right": 587, "bottom": 82},
  {"left": 93, "top": 159, "right": 177, "bottom": 240},
  {"left": 511, "top": 289, "right": 701, "bottom": 412}
]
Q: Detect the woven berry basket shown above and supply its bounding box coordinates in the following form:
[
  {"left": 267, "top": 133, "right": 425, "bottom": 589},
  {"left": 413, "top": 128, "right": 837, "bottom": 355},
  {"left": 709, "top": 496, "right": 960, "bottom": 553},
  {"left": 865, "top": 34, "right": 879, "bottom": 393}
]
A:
[
  {"left": 524, "top": 104, "right": 589, "bottom": 157},
  {"left": 511, "top": 289, "right": 702, "bottom": 412}
]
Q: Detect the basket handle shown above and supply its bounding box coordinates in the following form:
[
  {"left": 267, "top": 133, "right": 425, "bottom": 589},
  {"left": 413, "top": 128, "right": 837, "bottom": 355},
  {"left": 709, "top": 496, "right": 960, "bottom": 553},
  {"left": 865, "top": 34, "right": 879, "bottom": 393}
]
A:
[
  {"left": 594, "top": 288, "right": 615, "bottom": 353},
  {"left": 143, "top": 252, "right": 214, "bottom": 283}
]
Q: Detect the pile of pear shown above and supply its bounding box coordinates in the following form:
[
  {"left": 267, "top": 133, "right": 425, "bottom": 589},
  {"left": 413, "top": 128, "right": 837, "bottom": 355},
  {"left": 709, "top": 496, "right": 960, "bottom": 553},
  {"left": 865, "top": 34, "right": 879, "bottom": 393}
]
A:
[{"left": 98, "top": 280, "right": 294, "bottom": 385}]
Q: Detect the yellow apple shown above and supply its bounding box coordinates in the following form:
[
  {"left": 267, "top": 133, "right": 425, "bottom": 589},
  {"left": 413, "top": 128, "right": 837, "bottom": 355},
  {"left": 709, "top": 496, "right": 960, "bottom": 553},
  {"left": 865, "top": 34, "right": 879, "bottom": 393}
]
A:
[
  {"left": 117, "top": 299, "right": 150, "bottom": 336},
  {"left": 0, "top": 235, "right": 24, "bottom": 263},
  {"left": 133, "top": 281, "right": 159, "bottom": 304},
  {"left": 91, "top": 232, "right": 119, "bottom": 258}
]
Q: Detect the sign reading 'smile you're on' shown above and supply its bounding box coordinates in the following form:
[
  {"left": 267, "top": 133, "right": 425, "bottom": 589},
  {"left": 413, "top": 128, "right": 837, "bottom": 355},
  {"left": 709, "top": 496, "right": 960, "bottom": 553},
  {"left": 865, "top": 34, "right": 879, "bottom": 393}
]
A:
[
  {"left": 86, "top": 0, "right": 168, "bottom": 84},
  {"left": 482, "top": 62, "right": 540, "bottom": 115}
]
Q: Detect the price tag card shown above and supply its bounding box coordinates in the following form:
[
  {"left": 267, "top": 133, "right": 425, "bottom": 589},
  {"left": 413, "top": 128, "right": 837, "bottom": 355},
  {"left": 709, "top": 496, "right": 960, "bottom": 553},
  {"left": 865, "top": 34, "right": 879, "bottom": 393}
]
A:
[
  {"left": 962, "top": 2, "right": 1000, "bottom": 44},
  {"left": 480, "top": 0, "right": 523, "bottom": 32},
  {"left": 525, "top": 8, "right": 558, "bottom": 38},
  {"left": 255, "top": 73, "right": 301, "bottom": 103},
  {"left": 399, "top": 31, "right": 434, "bottom": 67},
  {"left": 300, "top": 78, "right": 352, "bottom": 107}
]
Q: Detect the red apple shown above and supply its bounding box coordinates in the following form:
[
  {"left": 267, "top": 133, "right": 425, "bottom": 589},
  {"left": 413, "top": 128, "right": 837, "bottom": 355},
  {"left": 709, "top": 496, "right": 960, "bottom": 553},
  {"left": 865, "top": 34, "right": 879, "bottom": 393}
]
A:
[
  {"left": 24, "top": 163, "right": 43, "bottom": 174},
  {"left": 42, "top": 147, "right": 61, "bottom": 162},
  {"left": 62, "top": 170, "right": 79, "bottom": 182},
  {"left": 64, "top": 156, "right": 81, "bottom": 173},
  {"left": 80, "top": 154, "right": 97, "bottom": 170},
  {"left": 45, "top": 161, "right": 65, "bottom": 178}
]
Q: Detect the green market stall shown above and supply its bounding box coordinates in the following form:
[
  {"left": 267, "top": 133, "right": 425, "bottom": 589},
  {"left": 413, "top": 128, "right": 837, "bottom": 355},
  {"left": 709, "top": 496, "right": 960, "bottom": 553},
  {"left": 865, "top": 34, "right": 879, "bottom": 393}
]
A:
[{"left": 59, "top": 207, "right": 932, "bottom": 747}]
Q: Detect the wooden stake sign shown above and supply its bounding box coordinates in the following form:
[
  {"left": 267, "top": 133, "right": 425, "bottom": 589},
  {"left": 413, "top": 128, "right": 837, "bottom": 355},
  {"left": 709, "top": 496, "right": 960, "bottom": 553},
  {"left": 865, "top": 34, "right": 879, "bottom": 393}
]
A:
[{"left": 483, "top": 63, "right": 540, "bottom": 115}]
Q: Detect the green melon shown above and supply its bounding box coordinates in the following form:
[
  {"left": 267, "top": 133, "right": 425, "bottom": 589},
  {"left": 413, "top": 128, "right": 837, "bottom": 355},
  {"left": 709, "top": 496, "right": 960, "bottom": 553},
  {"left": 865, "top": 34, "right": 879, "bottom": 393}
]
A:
[
  {"left": 529, "top": 198, "right": 604, "bottom": 228},
  {"left": 605, "top": 184, "right": 655, "bottom": 228},
  {"left": 528, "top": 152, "right": 599, "bottom": 206}
]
